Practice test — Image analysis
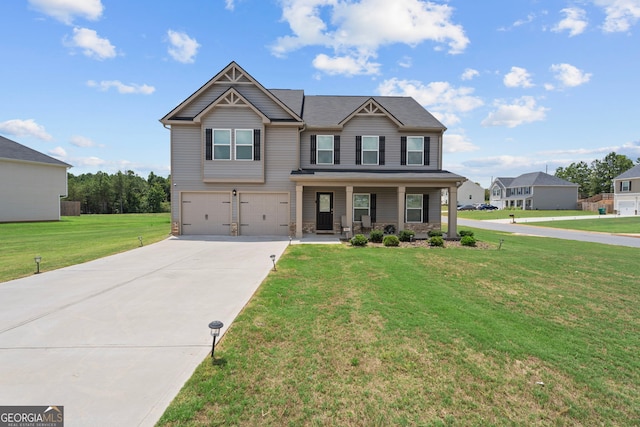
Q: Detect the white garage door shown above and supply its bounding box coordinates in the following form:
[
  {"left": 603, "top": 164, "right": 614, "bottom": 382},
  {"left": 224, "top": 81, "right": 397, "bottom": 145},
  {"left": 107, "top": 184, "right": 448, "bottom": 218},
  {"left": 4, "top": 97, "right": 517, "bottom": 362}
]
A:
[
  {"left": 181, "top": 192, "right": 231, "bottom": 235},
  {"left": 618, "top": 200, "right": 636, "bottom": 216},
  {"left": 239, "top": 193, "right": 290, "bottom": 236}
]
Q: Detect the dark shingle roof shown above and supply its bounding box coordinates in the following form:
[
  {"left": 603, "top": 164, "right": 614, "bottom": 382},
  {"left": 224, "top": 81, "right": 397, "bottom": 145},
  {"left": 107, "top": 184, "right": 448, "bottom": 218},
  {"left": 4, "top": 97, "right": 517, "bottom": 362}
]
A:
[
  {"left": 269, "top": 89, "right": 304, "bottom": 117},
  {"left": 300, "top": 95, "right": 445, "bottom": 129},
  {"left": 0, "top": 135, "right": 70, "bottom": 167},
  {"left": 510, "top": 172, "right": 577, "bottom": 187},
  {"left": 615, "top": 163, "right": 640, "bottom": 180}
]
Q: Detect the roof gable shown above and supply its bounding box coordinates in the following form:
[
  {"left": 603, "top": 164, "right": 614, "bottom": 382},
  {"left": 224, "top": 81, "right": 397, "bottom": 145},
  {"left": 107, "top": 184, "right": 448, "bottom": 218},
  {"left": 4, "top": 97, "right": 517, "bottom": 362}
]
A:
[
  {"left": 511, "top": 172, "right": 577, "bottom": 187},
  {"left": 614, "top": 163, "right": 640, "bottom": 180},
  {"left": 193, "top": 87, "right": 270, "bottom": 124},
  {"left": 160, "top": 61, "right": 302, "bottom": 124},
  {"left": 338, "top": 98, "right": 404, "bottom": 128},
  {"left": 0, "top": 135, "right": 70, "bottom": 167}
]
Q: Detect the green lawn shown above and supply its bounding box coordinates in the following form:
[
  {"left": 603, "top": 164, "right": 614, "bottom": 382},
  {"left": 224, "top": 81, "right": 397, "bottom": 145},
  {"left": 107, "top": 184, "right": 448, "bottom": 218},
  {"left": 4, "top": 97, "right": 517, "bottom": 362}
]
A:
[
  {"left": 0, "top": 213, "right": 171, "bottom": 282},
  {"left": 530, "top": 217, "right": 640, "bottom": 234},
  {"left": 158, "top": 230, "right": 639, "bottom": 426},
  {"left": 455, "top": 209, "right": 596, "bottom": 221}
]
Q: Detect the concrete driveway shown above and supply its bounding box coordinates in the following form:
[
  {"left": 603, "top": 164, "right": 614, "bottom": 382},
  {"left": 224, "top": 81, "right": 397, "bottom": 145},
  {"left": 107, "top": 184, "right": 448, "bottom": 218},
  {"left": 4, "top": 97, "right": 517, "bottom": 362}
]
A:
[{"left": 0, "top": 236, "right": 292, "bottom": 426}]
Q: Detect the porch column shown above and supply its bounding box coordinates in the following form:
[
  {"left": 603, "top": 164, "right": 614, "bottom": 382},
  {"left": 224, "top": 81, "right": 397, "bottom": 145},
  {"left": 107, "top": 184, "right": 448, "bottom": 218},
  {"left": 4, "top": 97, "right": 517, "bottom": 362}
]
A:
[
  {"left": 397, "top": 186, "right": 405, "bottom": 231},
  {"left": 295, "top": 185, "right": 303, "bottom": 238},
  {"left": 447, "top": 186, "right": 458, "bottom": 237},
  {"left": 346, "top": 186, "right": 353, "bottom": 228}
]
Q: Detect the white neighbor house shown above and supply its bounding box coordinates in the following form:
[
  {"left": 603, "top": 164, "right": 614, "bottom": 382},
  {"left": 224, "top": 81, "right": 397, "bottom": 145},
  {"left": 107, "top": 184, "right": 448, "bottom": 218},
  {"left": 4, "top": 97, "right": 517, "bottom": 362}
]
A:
[
  {"left": 613, "top": 163, "right": 640, "bottom": 216},
  {"left": 441, "top": 181, "right": 484, "bottom": 206},
  {"left": 0, "top": 135, "right": 71, "bottom": 222}
]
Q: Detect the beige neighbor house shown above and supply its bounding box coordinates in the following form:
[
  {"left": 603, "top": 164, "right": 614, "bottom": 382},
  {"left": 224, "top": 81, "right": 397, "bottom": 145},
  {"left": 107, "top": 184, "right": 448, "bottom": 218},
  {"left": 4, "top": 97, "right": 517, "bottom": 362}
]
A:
[
  {"left": 613, "top": 163, "right": 640, "bottom": 216},
  {"left": 490, "top": 172, "right": 578, "bottom": 210},
  {"left": 0, "top": 135, "right": 71, "bottom": 222},
  {"left": 441, "top": 180, "right": 484, "bottom": 206},
  {"left": 161, "top": 62, "right": 465, "bottom": 238}
]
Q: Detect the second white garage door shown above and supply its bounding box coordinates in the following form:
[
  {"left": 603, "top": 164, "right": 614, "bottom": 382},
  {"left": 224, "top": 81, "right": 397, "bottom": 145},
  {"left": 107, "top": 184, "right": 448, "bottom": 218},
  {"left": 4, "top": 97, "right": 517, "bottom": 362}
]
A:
[{"left": 239, "top": 193, "right": 290, "bottom": 236}]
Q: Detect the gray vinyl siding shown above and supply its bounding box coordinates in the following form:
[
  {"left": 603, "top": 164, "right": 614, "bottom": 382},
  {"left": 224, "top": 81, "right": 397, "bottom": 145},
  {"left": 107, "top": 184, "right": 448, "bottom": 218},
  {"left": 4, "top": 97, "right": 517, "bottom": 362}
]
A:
[
  {"left": 202, "top": 107, "right": 263, "bottom": 181},
  {"left": 301, "top": 115, "right": 440, "bottom": 170},
  {"left": 531, "top": 186, "right": 578, "bottom": 210},
  {"left": 179, "top": 85, "right": 293, "bottom": 120},
  {"left": 170, "top": 125, "right": 202, "bottom": 223}
]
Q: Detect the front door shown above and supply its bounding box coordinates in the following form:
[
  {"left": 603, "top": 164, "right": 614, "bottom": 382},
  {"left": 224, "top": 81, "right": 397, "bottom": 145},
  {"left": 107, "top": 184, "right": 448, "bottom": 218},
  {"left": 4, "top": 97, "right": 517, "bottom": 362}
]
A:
[{"left": 316, "top": 192, "right": 333, "bottom": 231}]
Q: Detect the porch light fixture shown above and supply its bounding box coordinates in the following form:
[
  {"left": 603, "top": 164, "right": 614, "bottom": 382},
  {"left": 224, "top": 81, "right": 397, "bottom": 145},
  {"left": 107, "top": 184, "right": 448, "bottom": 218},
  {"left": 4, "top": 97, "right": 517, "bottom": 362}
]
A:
[
  {"left": 232, "top": 189, "right": 237, "bottom": 197},
  {"left": 208, "top": 320, "right": 224, "bottom": 359},
  {"left": 34, "top": 256, "right": 42, "bottom": 274},
  {"left": 270, "top": 254, "right": 276, "bottom": 271}
]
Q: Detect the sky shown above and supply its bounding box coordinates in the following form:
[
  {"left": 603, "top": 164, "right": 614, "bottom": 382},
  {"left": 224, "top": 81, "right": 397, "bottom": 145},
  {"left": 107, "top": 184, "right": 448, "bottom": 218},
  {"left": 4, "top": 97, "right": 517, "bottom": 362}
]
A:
[{"left": 1, "top": 0, "right": 640, "bottom": 188}]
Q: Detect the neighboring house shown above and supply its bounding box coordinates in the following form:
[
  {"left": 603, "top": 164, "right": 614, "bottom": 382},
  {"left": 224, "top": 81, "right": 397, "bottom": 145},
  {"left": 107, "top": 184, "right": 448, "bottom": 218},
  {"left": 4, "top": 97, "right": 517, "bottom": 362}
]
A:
[
  {"left": 0, "top": 135, "right": 71, "bottom": 222},
  {"left": 160, "top": 61, "right": 464, "bottom": 238},
  {"left": 489, "top": 172, "right": 578, "bottom": 210},
  {"left": 613, "top": 163, "right": 640, "bottom": 216},
  {"left": 442, "top": 181, "right": 484, "bottom": 206}
]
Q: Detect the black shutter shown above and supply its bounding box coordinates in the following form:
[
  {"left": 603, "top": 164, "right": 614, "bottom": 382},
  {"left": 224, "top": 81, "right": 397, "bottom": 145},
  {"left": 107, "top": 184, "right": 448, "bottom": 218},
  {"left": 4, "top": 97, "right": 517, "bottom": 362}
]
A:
[
  {"left": 423, "top": 194, "right": 429, "bottom": 223},
  {"left": 253, "top": 129, "right": 261, "bottom": 161},
  {"left": 630, "top": 181, "right": 632, "bottom": 191},
  {"left": 205, "top": 128, "right": 212, "bottom": 160},
  {"left": 310, "top": 135, "right": 316, "bottom": 165},
  {"left": 355, "top": 136, "right": 362, "bottom": 165},
  {"left": 334, "top": 135, "right": 340, "bottom": 165},
  {"left": 424, "top": 136, "right": 430, "bottom": 165},
  {"left": 400, "top": 136, "right": 407, "bottom": 165},
  {"left": 379, "top": 136, "right": 385, "bottom": 165},
  {"left": 371, "top": 194, "right": 377, "bottom": 222}
]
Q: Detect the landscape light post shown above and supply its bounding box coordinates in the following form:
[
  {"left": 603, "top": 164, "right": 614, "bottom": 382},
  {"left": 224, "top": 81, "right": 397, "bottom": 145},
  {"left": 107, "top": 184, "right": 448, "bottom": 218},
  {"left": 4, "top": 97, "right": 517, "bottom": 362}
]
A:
[
  {"left": 270, "top": 254, "right": 276, "bottom": 271},
  {"left": 208, "top": 320, "right": 223, "bottom": 359},
  {"left": 34, "top": 256, "right": 42, "bottom": 274}
]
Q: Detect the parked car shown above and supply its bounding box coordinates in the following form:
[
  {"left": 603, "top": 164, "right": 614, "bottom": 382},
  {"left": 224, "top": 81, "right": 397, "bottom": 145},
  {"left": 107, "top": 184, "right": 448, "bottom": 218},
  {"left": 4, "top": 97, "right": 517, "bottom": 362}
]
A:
[
  {"left": 457, "top": 204, "right": 477, "bottom": 211},
  {"left": 477, "top": 204, "right": 498, "bottom": 210}
]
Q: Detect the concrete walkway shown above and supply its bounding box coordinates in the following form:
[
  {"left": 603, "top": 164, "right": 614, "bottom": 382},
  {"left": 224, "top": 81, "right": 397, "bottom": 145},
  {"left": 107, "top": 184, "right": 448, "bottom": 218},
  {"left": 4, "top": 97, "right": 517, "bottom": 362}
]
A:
[{"left": 0, "top": 236, "right": 316, "bottom": 426}]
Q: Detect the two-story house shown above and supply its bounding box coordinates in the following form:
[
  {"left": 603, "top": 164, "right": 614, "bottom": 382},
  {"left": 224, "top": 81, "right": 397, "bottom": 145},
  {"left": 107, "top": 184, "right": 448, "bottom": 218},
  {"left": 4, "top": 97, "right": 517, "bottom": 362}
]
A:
[
  {"left": 613, "top": 163, "right": 640, "bottom": 216},
  {"left": 160, "top": 62, "right": 464, "bottom": 238},
  {"left": 489, "top": 172, "right": 578, "bottom": 210}
]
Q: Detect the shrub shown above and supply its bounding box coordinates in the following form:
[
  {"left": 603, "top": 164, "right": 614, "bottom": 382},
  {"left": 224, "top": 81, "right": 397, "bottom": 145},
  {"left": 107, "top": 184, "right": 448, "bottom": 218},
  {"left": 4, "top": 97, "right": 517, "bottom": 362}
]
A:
[
  {"left": 350, "top": 234, "right": 368, "bottom": 247},
  {"left": 459, "top": 230, "right": 474, "bottom": 237},
  {"left": 460, "top": 235, "right": 477, "bottom": 247},
  {"left": 429, "top": 236, "right": 444, "bottom": 247},
  {"left": 428, "top": 230, "right": 443, "bottom": 237},
  {"left": 383, "top": 235, "right": 400, "bottom": 247},
  {"left": 398, "top": 230, "right": 415, "bottom": 242},
  {"left": 369, "top": 229, "right": 384, "bottom": 243}
]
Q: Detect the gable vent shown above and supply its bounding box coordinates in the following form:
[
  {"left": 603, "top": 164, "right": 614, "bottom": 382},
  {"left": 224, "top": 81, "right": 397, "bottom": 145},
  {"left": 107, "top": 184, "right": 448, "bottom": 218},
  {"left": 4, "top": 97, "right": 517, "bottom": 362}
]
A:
[
  {"left": 219, "top": 92, "right": 247, "bottom": 106},
  {"left": 357, "top": 101, "right": 385, "bottom": 116},
  {"left": 218, "top": 67, "right": 252, "bottom": 84}
]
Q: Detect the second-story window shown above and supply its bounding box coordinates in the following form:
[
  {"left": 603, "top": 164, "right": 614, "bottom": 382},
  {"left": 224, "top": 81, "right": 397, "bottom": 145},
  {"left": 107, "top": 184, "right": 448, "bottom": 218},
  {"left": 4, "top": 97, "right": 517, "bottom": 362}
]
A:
[
  {"left": 213, "top": 129, "right": 231, "bottom": 160},
  {"left": 317, "top": 135, "right": 334, "bottom": 165},
  {"left": 621, "top": 180, "right": 631, "bottom": 192},
  {"left": 235, "top": 129, "right": 253, "bottom": 160},
  {"left": 407, "top": 136, "right": 423, "bottom": 165},
  {"left": 362, "top": 136, "right": 379, "bottom": 165}
]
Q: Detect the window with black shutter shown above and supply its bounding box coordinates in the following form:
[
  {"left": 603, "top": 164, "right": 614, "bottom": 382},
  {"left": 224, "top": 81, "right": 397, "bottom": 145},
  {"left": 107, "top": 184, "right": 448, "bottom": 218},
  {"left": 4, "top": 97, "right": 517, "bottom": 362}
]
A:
[
  {"left": 400, "top": 136, "right": 407, "bottom": 165},
  {"left": 379, "top": 137, "right": 385, "bottom": 165},
  {"left": 355, "top": 136, "right": 362, "bottom": 165},
  {"left": 424, "top": 136, "right": 430, "bottom": 166},
  {"left": 205, "top": 128, "right": 212, "bottom": 160},
  {"left": 422, "top": 194, "right": 429, "bottom": 223},
  {"left": 253, "top": 129, "right": 261, "bottom": 161},
  {"left": 371, "top": 194, "right": 377, "bottom": 222},
  {"left": 310, "top": 135, "right": 316, "bottom": 165},
  {"left": 334, "top": 135, "right": 340, "bottom": 165}
]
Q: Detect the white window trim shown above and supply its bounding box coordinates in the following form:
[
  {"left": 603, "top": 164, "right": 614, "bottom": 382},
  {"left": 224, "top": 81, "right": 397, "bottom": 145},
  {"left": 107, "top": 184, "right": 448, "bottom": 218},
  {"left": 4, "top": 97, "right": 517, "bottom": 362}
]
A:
[
  {"left": 316, "top": 135, "right": 334, "bottom": 165},
  {"left": 407, "top": 136, "right": 424, "bottom": 166},
  {"left": 406, "top": 194, "right": 423, "bottom": 223},
  {"left": 213, "top": 129, "right": 232, "bottom": 160},
  {"left": 353, "top": 193, "right": 370, "bottom": 221},
  {"left": 234, "top": 129, "right": 254, "bottom": 161},
  {"left": 362, "top": 135, "right": 379, "bottom": 165}
]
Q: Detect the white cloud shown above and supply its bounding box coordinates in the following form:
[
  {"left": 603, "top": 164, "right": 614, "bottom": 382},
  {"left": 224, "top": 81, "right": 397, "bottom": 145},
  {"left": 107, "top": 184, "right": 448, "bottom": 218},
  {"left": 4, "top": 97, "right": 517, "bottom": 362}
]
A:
[
  {"left": 49, "top": 146, "right": 67, "bottom": 157},
  {"left": 553, "top": 7, "right": 588, "bottom": 36},
  {"left": 378, "top": 78, "right": 483, "bottom": 126},
  {"left": 225, "top": 0, "right": 235, "bottom": 11},
  {"left": 0, "top": 119, "right": 53, "bottom": 141},
  {"left": 87, "top": 80, "right": 155, "bottom": 94},
  {"left": 549, "top": 63, "right": 592, "bottom": 88},
  {"left": 481, "top": 96, "right": 549, "bottom": 128},
  {"left": 271, "top": 0, "right": 469, "bottom": 76},
  {"left": 70, "top": 135, "right": 98, "bottom": 147},
  {"left": 443, "top": 132, "right": 479, "bottom": 153},
  {"left": 65, "top": 27, "right": 116, "bottom": 60},
  {"left": 461, "top": 68, "right": 479, "bottom": 80},
  {"left": 398, "top": 56, "right": 413, "bottom": 68},
  {"left": 593, "top": 0, "right": 640, "bottom": 32},
  {"left": 312, "top": 53, "right": 380, "bottom": 76},
  {"left": 28, "top": 0, "right": 103, "bottom": 24},
  {"left": 504, "top": 66, "right": 534, "bottom": 88},
  {"left": 463, "top": 155, "right": 541, "bottom": 170},
  {"left": 166, "top": 30, "right": 200, "bottom": 63}
]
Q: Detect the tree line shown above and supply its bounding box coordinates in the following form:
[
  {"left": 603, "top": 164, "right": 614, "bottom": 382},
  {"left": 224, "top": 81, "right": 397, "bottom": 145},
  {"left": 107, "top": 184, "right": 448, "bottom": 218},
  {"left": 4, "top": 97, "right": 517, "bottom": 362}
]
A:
[
  {"left": 63, "top": 171, "right": 171, "bottom": 214},
  {"left": 555, "top": 152, "right": 639, "bottom": 199}
]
